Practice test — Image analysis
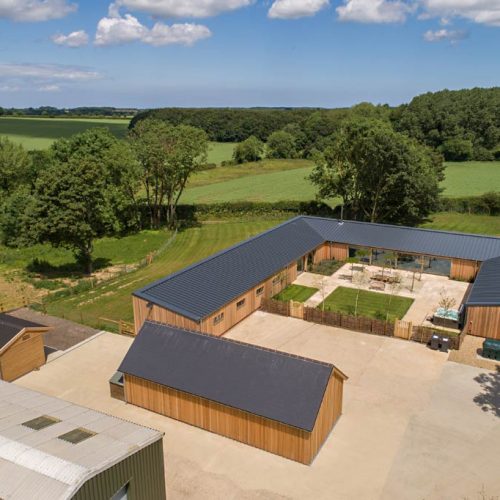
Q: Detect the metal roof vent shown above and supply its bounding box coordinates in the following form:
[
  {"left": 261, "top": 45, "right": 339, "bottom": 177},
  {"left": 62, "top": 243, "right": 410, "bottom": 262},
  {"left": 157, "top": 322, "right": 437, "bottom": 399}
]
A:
[
  {"left": 58, "top": 427, "right": 96, "bottom": 444},
  {"left": 22, "top": 415, "right": 61, "bottom": 431}
]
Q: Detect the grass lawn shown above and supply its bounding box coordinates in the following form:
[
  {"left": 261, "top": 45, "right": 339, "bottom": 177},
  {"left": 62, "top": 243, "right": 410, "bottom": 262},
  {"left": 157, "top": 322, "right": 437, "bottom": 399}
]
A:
[
  {"left": 318, "top": 286, "right": 414, "bottom": 321},
  {"left": 420, "top": 213, "right": 500, "bottom": 236},
  {"left": 207, "top": 142, "right": 237, "bottom": 164},
  {"left": 442, "top": 161, "right": 500, "bottom": 197},
  {"left": 0, "top": 230, "right": 171, "bottom": 277},
  {"left": 274, "top": 284, "right": 318, "bottom": 302},
  {"left": 43, "top": 219, "right": 281, "bottom": 328}
]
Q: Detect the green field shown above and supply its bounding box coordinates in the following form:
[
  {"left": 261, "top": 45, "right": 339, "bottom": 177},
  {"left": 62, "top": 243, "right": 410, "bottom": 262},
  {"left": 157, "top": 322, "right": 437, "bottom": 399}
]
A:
[
  {"left": 43, "top": 219, "right": 279, "bottom": 327},
  {"left": 318, "top": 286, "right": 414, "bottom": 321},
  {"left": 421, "top": 213, "right": 500, "bottom": 236},
  {"left": 0, "top": 117, "right": 234, "bottom": 165},
  {"left": 182, "top": 161, "right": 500, "bottom": 204},
  {"left": 274, "top": 284, "right": 318, "bottom": 302}
]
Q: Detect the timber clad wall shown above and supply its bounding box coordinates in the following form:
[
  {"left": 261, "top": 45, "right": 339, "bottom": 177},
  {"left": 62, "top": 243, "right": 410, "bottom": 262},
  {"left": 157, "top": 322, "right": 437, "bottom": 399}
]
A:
[
  {"left": 134, "top": 261, "right": 298, "bottom": 336},
  {"left": 124, "top": 370, "right": 344, "bottom": 465},
  {"left": 451, "top": 259, "right": 479, "bottom": 281},
  {"left": 0, "top": 331, "right": 45, "bottom": 382},
  {"left": 466, "top": 306, "right": 500, "bottom": 340}
]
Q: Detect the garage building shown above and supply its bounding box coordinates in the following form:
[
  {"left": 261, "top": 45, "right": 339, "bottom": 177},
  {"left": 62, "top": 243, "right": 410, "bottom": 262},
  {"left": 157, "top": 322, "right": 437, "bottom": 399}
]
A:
[
  {"left": 0, "top": 313, "right": 50, "bottom": 381},
  {"left": 118, "top": 321, "right": 347, "bottom": 465}
]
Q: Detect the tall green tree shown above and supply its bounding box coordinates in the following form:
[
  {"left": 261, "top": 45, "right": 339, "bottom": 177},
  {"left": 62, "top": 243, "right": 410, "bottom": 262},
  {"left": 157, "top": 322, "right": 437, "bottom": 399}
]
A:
[
  {"left": 310, "top": 119, "right": 444, "bottom": 226},
  {"left": 24, "top": 129, "right": 141, "bottom": 274},
  {"left": 129, "top": 118, "right": 208, "bottom": 228},
  {"left": 266, "top": 130, "right": 298, "bottom": 159},
  {"left": 233, "top": 135, "right": 264, "bottom": 164},
  {"left": 0, "top": 137, "right": 31, "bottom": 196}
]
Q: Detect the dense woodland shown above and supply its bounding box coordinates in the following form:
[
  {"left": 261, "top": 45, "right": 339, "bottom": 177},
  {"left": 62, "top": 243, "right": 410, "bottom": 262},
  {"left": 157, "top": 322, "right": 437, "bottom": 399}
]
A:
[
  {"left": 132, "top": 87, "right": 500, "bottom": 161},
  {"left": 0, "top": 106, "right": 137, "bottom": 117}
]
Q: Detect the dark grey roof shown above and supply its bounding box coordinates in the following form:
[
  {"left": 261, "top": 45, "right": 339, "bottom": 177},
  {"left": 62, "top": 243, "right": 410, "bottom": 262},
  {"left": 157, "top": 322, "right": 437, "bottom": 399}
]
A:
[
  {"left": 0, "top": 314, "right": 45, "bottom": 350},
  {"left": 466, "top": 256, "right": 500, "bottom": 306},
  {"left": 134, "top": 217, "right": 324, "bottom": 321},
  {"left": 302, "top": 217, "right": 500, "bottom": 262},
  {"left": 134, "top": 216, "right": 500, "bottom": 322},
  {"left": 119, "top": 322, "right": 338, "bottom": 432}
]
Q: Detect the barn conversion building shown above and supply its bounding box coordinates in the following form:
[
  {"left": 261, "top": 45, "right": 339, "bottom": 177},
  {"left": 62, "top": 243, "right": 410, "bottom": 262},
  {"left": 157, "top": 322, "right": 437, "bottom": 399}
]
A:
[
  {"left": 0, "top": 380, "right": 166, "bottom": 500},
  {"left": 117, "top": 321, "right": 347, "bottom": 465},
  {"left": 133, "top": 216, "right": 500, "bottom": 339},
  {"left": 0, "top": 314, "right": 51, "bottom": 382}
]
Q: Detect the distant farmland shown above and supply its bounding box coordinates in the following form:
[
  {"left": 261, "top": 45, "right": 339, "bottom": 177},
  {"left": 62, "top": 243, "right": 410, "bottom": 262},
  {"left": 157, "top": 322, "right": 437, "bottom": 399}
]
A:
[{"left": 0, "top": 117, "right": 235, "bottom": 164}]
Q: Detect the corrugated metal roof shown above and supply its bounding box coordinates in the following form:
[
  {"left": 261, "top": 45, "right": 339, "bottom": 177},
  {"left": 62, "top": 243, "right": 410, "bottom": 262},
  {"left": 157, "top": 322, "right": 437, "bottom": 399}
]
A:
[
  {"left": 302, "top": 217, "right": 500, "bottom": 262},
  {"left": 134, "top": 217, "right": 324, "bottom": 321},
  {"left": 119, "top": 322, "right": 340, "bottom": 432},
  {"left": 0, "top": 314, "right": 46, "bottom": 350},
  {"left": 466, "top": 256, "right": 500, "bottom": 306},
  {"left": 134, "top": 216, "right": 500, "bottom": 322},
  {"left": 0, "top": 381, "right": 163, "bottom": 500}
]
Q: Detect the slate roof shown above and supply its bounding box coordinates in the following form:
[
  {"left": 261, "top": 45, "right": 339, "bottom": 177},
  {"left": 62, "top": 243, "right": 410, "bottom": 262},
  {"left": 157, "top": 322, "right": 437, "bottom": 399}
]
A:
[
  {"left": 119, "top": 322, "right": 340, "bottom": 432},
  {"left": 134, "top": 217, "right": 324, "bottom": 321},
  {"left": 0, "top": 314, "right": 47, "bottom": 350},
  {"left": 302, "top": 217, "right": 500, "bottom": 262},
  {"left": 0, "top": 380, "right": 162, "bottom": 500},
  {"left": 466, "top": 256, "right": 500, "bottom": 306}
]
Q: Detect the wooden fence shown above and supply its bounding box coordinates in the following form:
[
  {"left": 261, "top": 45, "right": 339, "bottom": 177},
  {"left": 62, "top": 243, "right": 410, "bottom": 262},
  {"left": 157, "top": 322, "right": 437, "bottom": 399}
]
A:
[
  {"left": 260, "top": 299, "right": 465, "bottom": 349},
  {"left": 99, "top": 317, "right": 135, "bottom": 336}
]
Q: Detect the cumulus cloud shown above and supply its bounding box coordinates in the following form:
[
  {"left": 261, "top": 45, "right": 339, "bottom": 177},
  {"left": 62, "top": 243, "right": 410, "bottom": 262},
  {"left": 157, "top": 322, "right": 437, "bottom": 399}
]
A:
[
  {"left": 268, "top": 0, "right": 328, "bottom": 19},
  {"left": 420, "top": 0, "right": 500, "bottom": 26},
  {"left": 38, "top": 84, "right": 61, "bottom": 92},
  {"left": 112, "top": 0, "right": 253, "bottom": 18},
  {"left": 0, "top": 0, "right": 76, "bottom": 22},
  {"left": 95, "top": 9, "right": 211, "bottom": 46},
  {"left": 52, "top": 30, "right": 89, "bottom": 47},
  {"left": 337, "top": 0, "right": 413, "bottom": 23},
  {"left": 423, "top": 28, "right": 468, "bottom": 42}
]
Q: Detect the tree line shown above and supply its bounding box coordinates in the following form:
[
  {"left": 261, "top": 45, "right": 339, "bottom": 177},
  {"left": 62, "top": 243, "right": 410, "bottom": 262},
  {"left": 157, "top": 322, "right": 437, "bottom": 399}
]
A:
[
  {"left": 132, "top": 87, "right": 500, "bottom": 161},
  {"left": 0, "top": 119, "right": 208, "bottom": 274}
]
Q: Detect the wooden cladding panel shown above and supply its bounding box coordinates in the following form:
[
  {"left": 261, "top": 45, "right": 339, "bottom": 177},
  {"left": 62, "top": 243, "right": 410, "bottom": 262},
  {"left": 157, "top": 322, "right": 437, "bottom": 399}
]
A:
[
  {"left": 331, "top": 243, "right": 349, "bottom": 261},
  {"left": 466, "top": 306, "right": 500, "bottom": 340},
  {"left": 133, "top": 262, "right": 298, "bottom": 336},
  {"left": 450, "top": 259, "right": 479, "bottom": 281},
  {"left": 124, "top": 372, "right": 343, "bottom": 465},
  {"left": 313, "top": 244, "right": 330, "bottom": 264},
  {"left": 0, "top": 332, "right": 45, "bottom": 382}
]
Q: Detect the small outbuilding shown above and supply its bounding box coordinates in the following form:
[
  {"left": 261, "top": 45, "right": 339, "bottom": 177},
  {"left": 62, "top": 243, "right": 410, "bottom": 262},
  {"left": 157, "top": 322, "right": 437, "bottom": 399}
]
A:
[
  {"left": 117, "top": 321, "right": 348, "bottom": 465},
  {"left": 0, "top": 380, "right": 166, "bottom": 500},
  {"left": 0, "top": 313, "right": 51, "bottom": 381}
]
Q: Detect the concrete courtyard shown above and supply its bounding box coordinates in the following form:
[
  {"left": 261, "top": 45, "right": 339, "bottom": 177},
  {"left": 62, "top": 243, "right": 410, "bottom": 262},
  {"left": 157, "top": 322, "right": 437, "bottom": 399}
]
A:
[
  {"left": 295, "top": 263, "right": 469, "bottom": 326},
  {"left": 15, "top": 312, "right": 500, "bottom": 500}
]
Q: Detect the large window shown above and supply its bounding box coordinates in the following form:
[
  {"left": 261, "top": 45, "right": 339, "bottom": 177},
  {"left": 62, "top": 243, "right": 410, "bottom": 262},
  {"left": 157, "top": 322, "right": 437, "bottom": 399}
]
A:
[{"left": 236, "top": 298, "right": 246, "bottom": 310}]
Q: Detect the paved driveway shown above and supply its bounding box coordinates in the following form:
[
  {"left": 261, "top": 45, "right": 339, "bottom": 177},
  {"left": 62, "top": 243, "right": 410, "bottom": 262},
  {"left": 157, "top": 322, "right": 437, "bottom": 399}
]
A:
[{"left": 15, "top": 313, "right": 500, "bottom": 500}]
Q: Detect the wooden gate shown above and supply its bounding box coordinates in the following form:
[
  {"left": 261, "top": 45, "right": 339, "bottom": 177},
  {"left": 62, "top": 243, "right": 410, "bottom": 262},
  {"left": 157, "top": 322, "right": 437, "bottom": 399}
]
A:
[
  {"left": 394, "top": 319, "right": 412, "bottom": 340},
  {"left": 289, "top": 301, "right": 304, "bottom": 320}
]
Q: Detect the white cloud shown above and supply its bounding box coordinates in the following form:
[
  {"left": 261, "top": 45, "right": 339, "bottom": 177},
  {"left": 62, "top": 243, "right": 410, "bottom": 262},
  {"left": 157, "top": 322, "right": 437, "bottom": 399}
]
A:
[
  {"left": 0, "top": 63, "right": 100, "bottom": 92},
  {"left": 95, "top": 10, "right": 211, "bottom": 46},
  {"left": 268, "top": 0, "right": 328, "bottom": 19},
  {"left": 112, "top": 0, "right": 253, "bottom": 18},
  {"left": 38, "top": 84, "right": 61, "bottom": 91},
  {"left": 423, "top": 28, "right": 468, "bottom": 42},
  {"left": 52, "top": 30, "right": 89, "bottom": 47},
  {"left": 0, "top": 63, "right": 100, "bottom": 81},
  {"left": 420, "top": 0, "right": 500, "bottom": 26},
  {"left": 0, "top": 0, "right": 76, "bottom": 22},
  {"left": 337, "top": 0, "right": 413, "bottom": 23}
]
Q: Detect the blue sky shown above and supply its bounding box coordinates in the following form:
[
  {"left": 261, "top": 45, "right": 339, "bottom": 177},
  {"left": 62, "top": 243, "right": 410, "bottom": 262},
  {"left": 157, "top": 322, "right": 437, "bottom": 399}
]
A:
[{"left": 0, "top": 0, "right": 499, "bottom": 108}]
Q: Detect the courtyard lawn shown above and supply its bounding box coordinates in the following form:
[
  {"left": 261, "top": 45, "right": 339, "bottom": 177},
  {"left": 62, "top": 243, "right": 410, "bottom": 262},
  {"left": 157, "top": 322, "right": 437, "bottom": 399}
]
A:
[
  {"left": 274, "top": 284, "right": 318, "bottom": 302},
  {"left": 318, "top": 286, "right": 414, "bottom": 321},
  {"left": 43, "top": 219, "right": 281, "bottom": 328}
]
